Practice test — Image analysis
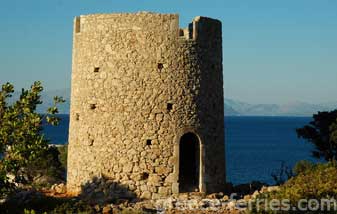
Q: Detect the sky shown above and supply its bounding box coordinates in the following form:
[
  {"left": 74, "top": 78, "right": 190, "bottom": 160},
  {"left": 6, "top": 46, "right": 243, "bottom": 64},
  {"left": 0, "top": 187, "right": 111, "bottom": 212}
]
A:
[{"left": 0, "top": 0, "right": 336, "bottom": 104}]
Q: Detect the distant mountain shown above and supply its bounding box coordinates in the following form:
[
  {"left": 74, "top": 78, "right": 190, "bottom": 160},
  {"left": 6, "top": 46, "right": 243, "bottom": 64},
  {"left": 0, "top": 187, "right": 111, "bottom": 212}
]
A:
[
  {"left": 10, "top": 88, "right": 336, "bottom": 116},
  {"left": 225, "top": 99, "right": 337, "bottom": 116},
  {"left": 224, "top": 103, "right": 240, "bottom": 116}
]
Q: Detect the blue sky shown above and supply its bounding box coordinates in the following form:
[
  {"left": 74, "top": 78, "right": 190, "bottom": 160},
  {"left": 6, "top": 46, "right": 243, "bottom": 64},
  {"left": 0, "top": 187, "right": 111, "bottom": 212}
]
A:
[{"left": 0, "top": 0, "right": 336, "bottom": 104}]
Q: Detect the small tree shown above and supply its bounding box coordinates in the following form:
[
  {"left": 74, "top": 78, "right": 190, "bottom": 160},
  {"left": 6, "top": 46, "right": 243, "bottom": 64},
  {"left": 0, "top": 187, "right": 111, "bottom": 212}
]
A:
[
  {"left": 296, "top": 110, "right": 337, "bottom": 161},
  {"left": 330, "top": 119, "right": 337, "bottom": 145},
  {"left": 0, "top": 81, "right": 64, "bottom": 195}
]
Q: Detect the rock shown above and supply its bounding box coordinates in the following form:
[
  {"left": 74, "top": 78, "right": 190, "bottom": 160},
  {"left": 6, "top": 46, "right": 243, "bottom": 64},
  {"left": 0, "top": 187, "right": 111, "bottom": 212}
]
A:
[
  {"left": 158, "top": 187, "right": 169, "bottom": 195},
  {"left": 252, "top": 190, "right": 260, "bottom": 199},
  {"left": 227, "top": 201, "right": 236, "bottom": 210},
  {"left": 164, "top": 173, "right": 175, "bottom": 183},
  {"left": 152, "top": 193, "right": 161, "bottom": 200},
  {"left": 243, "top": 195, "right": 251, "bottom": 201},
  {"left": 178, "top": 193, "right": 189, "bottom": 200},
  {"left": 222, "top": 195, "right": 229, "bottom": 201},
  {"left": 206, "top": 193, "right": 217, "bottom": 199},
  {"left": 102, "top": 205, "right": 112, "bottom": 214},
  {"left": 267, "top": 186, "right": 280, "bottom": 192},
  {"left": 140, "top": 191, "right": 152, "bottom": 200},
  {"left": 54, "top": 183, "right": 67, "bottom": 194},
  {"left": 207, "top": 192, "right": 224, "bottom": 199},
  {"left": 94, "top": 204, "right": 101, "bottom": 212},
  {"left": 171, "top": 183, "right": 179, "bottom": 194},
  {"left": 260, "top": 186, "right": 268, "bottom": 193},
  {"left": 147, "top": 174, "right": 161, "bottom": 186}
]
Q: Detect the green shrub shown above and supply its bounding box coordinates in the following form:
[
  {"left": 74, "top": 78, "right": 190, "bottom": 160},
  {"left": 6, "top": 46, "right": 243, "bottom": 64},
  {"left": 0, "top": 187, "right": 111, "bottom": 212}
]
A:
[
  {"left": 296, "top": 110, "right": 337, "bottom": 161},
  {"left": 121, "top": 208, "right": 144, "bottom": 214},
  {"left": 0, "top": 81, "right": 65, "bottom": 195},
  {"left": 250, "top": 161, "right": 337, "bottom": 213},
  {"left": 280, "top": 162, "right": 337, "bottom": 202},
  {"left": 292, "top": 160, "right": 315, "bottom": 175},
  {"left": 1, "top": 195, "right": 94, "bottom": 214},
  {"left": 57, "top": 145, "right": 68, "bottom": 170},
  {"left": 52, "top": 200, "right": 95, "bottom": 214}
]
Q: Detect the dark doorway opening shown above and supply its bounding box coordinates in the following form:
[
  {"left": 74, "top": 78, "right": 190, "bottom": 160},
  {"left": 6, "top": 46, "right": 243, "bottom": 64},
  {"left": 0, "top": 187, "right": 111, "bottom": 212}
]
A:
[{"left": 179, "top": 132, "right": 200, "bottom": 192}]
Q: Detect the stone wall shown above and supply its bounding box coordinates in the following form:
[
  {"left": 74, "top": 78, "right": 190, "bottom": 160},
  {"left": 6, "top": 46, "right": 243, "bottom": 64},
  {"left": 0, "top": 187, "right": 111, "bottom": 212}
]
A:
[{"left": 67, "top": 12, "right": 225, "bottom": 199}]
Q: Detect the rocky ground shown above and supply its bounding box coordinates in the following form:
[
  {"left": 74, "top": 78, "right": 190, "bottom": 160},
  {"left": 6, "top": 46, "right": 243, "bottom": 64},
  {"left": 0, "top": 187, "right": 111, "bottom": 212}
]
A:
[
  {"left": 49, "top": 183, "right": 278, "bottom": 213},
  {"left": 1, "top": 182, "right": 280, "bottom": 213}
]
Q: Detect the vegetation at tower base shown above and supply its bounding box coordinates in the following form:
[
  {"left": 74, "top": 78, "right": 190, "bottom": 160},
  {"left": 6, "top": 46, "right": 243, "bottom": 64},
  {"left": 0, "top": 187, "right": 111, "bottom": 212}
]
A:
[
  {"left": 249, "top": 161, "right": 337, "bottom": 214},
  {"left": 0, "top": 81, "right": 65, "bottom": 197},
  {"left": 296, "top": 109, "right": 337, "bottom": 161},
  {"left": 57, "top": 145, "right": 68, "bottom": 170}
]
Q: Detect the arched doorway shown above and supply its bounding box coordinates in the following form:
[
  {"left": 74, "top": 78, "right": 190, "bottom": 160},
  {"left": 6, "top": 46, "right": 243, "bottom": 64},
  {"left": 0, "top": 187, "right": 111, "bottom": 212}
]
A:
[{"left": 179, "top": 132, "right": 200, "bottom": 192}]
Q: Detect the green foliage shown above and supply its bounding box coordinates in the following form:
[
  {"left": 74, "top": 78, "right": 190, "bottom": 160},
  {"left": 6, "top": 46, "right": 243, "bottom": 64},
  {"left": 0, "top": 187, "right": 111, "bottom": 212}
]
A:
[
  {"left": 1, "top": 194, "right": 93, "bottom": 214},
  {"left": 121, "top": 208, "right": 144, "bottom": 214},
  {"left": 296, "top": 110, "right": 337, "bottom": 161},
  {"left": 0, "top": 81, "right": 65, "bottom": 195},
  {"left": 278, "top": 162, "right": 337, "bottom": 202},
  {"left": 24, "top": 209, "right": 47, "bottom": 214},
  {"left": 292, "top": 160, "right": 315, "bottom": 175},
  {"left": 0, "top": 168, "right": 14, "bottom": 198},
  {"left": 51, "top": 200, "right": 95, "bottom": 214},
  {"left": 57, "top": 145, "right": 68, "bottom": 170},
  {"left": 330, "top": 119, "right": 337, "bottom": 146},
  {"left": 251, "top": 161, "right": 337, "bottom": 213},
  {"left": 27, "top": 146, "right": 65, "bottom": 188}
]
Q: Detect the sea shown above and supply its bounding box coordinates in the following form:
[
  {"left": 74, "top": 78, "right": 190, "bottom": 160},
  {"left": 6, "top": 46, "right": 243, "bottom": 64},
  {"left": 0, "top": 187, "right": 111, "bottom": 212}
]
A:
[{"left": 45, "top": 115, "right": 318, "bottom": 185}]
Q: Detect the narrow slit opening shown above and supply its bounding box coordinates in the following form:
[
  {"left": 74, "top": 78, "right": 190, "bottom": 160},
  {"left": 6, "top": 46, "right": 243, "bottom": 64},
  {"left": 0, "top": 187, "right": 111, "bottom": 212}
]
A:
[
  {"left": 157, "top": 63, "right": 164, "bottom": 71},
  {"left": 94, "top": 67, "right": 100, "bottom": 73},
  {"left": 167, "top": 103, "right": 173, "bottom": 112},
  {"left": 90, "top": 104, "right": 96, "bottom": 110},
  {"left": 75, "top": 17, "right": 81, "bottom": 33}
]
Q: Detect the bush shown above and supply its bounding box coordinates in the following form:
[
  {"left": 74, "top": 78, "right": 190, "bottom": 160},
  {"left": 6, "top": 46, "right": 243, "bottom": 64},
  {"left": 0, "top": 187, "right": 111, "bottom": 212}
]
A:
[
  {"left": 1, "top": 195, "right": 94, "bottom": 214},
  {"left": 251, "top": 161, "right": 337, "bottom": 213},
  {"left": 26, "top": 146, "right": 65, "bottom": 188},
  {"left": 292, "top": 160, "right": 315, "bottom": 175},
  {"left": 57, "top": 145, "right": 68, "bottom": 170},
  {"left": 0, "top": 81, "right": 65, "bottom": 195},
  {"left": 296, "top": 110, "right": 337, "bottom": 161}
]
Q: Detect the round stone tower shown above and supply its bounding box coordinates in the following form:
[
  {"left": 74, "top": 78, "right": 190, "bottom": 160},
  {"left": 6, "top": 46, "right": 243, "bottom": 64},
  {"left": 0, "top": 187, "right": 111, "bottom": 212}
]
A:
[{"left": 67, "top": 12, "right": 225, "bottom": 199}]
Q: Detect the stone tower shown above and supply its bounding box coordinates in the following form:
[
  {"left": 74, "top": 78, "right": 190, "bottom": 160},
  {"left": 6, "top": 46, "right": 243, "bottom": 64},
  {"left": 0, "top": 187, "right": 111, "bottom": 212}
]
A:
[{"left": 67, "top": 12, "right": 225, "bottom": 199}]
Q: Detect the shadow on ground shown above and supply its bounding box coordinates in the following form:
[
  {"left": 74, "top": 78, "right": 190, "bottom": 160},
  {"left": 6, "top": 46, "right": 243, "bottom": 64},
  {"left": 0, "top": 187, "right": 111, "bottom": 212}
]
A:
[{"left": 0, "top": 176, "right": 139, "bottom": 214}]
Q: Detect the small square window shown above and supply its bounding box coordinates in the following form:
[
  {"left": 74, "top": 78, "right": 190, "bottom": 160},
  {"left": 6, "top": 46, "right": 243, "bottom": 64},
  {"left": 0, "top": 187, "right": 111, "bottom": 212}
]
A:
[
  {"left": 141, "top": 172, "right": 149, "bottom": 180},
  {"left": 90, "top": 104, "right": 96, "bottom": 110},
  {"left": 167, "top": 103, "right": 173, "bottom": 112},
  {"left": 146, "top": 139, "right": 152, "bottom": 146},
  {"left": 157, "top": 63, "right": 164, "bottom": 71},
  {"left": 94, "top": 67, "right": 100, "bottom": 73}
]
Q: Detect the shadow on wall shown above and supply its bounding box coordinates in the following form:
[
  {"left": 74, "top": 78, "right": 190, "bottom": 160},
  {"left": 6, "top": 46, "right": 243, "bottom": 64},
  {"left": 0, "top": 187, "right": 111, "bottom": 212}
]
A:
[{"left": 79, "top": 175, "right": 138, "bottom": 205}]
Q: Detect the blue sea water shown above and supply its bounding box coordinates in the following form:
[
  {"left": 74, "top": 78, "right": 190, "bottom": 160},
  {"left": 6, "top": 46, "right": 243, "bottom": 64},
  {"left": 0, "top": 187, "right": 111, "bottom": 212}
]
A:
[
  {"left": 225, "top": 116, "right": 317, "bottom": 185},
  {"left": 45, "top": 115, "right": 317, "bottom": 185}
]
